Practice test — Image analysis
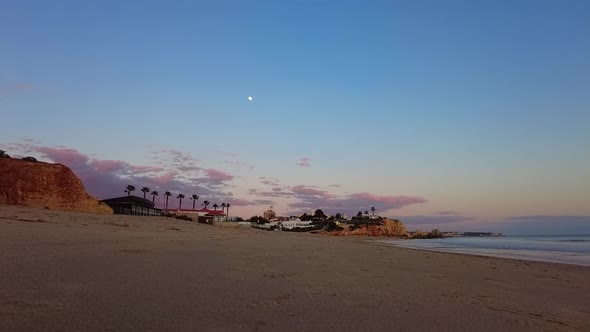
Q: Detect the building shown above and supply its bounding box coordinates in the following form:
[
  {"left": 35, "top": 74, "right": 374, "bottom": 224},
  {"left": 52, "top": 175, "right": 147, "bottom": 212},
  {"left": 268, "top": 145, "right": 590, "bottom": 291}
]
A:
[
  {"left": 280, "top": 218, "right": 314, "bottom": 230},
  {"left": 263, "top": 206, "right": 276, "bottom": 220},
  {"left": 251, "top": 221, "right": 280, "bottom": 231},
  {"left": 167, "top": 208, "right": 226, "bottom": 222},
  {"left": 100, "top": 196, "right": 162, "bottom": 216}
]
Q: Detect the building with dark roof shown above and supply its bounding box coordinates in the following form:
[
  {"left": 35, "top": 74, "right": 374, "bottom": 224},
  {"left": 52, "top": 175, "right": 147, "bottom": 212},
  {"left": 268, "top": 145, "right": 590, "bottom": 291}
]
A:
[
  {"left": 166, "top": 208, "right": 226, "bottom": 223},
  {"left": 100, "top": 196, "right": 162, "bottom": 216}
]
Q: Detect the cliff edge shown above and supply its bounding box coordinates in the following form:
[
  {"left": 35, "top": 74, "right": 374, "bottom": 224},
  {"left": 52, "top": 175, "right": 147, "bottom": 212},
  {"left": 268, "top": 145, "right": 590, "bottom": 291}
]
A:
[
  {"left": 0, "top": 158, "right": 112, "bottom": 214},
  {"left": 326, "top": 218, "right": 408, "bottom": 237}
]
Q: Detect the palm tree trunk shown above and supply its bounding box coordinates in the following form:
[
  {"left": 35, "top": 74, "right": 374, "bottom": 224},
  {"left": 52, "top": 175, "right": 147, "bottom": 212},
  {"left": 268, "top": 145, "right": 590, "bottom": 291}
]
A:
[
  {"left": 152, "top": 195, "right": 155, "bottom": 203},
  {"left": 192, "top": 200, "right": 196, "bottom": 210},
  {"left": 179, "top": 199, "right": 182, "bottom": 210},
  {"left": 226, "top": 207, "right": 229, "bottom": 221},
  {"left": 165, "top": 197, "right": 168, "bottom": 210},
  {"left": 143, "top": 192, "right": 146, "bottom": 199}
]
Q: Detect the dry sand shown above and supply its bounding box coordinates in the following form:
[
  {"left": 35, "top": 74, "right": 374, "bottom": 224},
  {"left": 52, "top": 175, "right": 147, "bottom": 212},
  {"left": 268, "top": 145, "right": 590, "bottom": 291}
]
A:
[{"left": 1, "top": 205, "right": 589, "bottom": 331}]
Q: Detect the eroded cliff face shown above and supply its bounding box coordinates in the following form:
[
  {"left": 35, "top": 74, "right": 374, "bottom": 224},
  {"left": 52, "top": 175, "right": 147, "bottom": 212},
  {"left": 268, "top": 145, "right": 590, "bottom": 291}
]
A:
[
  {"left": 0, "top": 158, "right": 112, "bottom": 214},
  {"left": 328, "top": 219, "right": 408, "bottom": 237}
]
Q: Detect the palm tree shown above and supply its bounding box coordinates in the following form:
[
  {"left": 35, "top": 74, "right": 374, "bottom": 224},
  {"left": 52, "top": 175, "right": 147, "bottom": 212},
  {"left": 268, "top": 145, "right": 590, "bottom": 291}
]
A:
[
  {"left": 225, "top": 203, "right": 231, "bottom": 221},
  {"left": 141, "top": 187, "right": 150, "bottom": 199},
  {"left": 212, "top": 203, "right": 219, "bottom": 211},
  {"left": 371, "top": 207, "right": 376, "bottom": 216},
  {"left": 177, "top": 194, "right": 185, "bottom": 210},
  {"left": 190, "top": 194, "right": 199, "bottom": 210},
  {"left": 221, "top": 203, "right": 227, "bottom": 213},
  {"left": 151, "top": 190, "right": 159, "bottom": 204},
  {"left": 125, "top": 185, "right": 136, "bottom": 196},
  {"left": 164, "top": 191, "right": 172, "bottom": 210},
  {"left": 364, "top": 211, "right": 369, "bottom": 217},
  {"left": 202, "top": 200, "right": 210, "bottom": 209}
]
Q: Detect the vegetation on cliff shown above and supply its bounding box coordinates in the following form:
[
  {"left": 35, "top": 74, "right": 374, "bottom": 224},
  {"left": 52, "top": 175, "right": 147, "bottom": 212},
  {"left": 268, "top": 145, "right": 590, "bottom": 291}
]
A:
[{"left": 325, "top": 217, "right": 408, "bottom": 237}]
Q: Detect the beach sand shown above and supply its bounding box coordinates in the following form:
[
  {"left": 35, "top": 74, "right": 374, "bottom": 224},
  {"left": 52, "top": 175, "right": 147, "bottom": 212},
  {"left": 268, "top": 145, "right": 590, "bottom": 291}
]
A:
[{"left": 1, "top": 205, "right": 589, "bottom": 331}]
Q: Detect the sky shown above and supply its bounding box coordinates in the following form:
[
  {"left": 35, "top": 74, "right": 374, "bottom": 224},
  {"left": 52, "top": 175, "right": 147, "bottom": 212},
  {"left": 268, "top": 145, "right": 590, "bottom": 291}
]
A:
[{"left": 1, "top": 0, "right": 589, "bottom": 234}]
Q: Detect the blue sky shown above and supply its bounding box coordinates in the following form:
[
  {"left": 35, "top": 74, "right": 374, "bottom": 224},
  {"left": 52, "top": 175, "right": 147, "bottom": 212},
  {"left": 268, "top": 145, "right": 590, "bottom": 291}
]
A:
[{"left": 1, "top": 0, "right": 589, "bottom": 234}]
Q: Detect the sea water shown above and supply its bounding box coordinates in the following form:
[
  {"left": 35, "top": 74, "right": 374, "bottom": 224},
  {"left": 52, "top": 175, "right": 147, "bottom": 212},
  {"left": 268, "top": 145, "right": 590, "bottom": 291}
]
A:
[{"left": 376, "top": 235, "right": 590, "bottom": 266}]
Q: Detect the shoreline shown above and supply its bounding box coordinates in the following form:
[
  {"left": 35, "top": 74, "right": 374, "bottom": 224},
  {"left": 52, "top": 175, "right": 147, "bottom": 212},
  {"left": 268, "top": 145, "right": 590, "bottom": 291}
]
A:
[
  {"left": 1, "top": 205, "right": 589, "bottom": 331},
  {"left": 374, "top": 233, "right": 590, "bottom": 267},
  {"left": 373, "top": 239, "right": 590, "bottom": 267}
]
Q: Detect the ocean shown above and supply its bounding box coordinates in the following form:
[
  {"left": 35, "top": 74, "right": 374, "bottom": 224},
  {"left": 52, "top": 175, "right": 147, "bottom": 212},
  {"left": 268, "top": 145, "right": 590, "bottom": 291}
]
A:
[{"left": 376, "top": 235, "right": 590, "bottom": 266}]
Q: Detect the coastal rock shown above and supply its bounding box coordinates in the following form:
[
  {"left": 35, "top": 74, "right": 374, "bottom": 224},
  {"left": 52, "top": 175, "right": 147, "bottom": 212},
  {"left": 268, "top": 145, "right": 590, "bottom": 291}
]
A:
[
  {"left": 0, "top": 158, "right": 112, "bottom": 214},
  {"left": 327, "top": 219, "right": 408, "bottom": 237}
]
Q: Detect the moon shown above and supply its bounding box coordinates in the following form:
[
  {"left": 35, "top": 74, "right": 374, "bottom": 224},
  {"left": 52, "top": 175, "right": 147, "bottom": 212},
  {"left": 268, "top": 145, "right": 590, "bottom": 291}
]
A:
[{"left": 248, "top": 96, "right": 253, "bottom": 101}]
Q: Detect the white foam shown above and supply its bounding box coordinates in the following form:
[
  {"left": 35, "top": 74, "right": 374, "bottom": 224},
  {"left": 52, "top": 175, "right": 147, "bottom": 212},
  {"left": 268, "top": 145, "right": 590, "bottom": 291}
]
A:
[{"left": 376, "top": 239, "right": 590, "bottom": 267}]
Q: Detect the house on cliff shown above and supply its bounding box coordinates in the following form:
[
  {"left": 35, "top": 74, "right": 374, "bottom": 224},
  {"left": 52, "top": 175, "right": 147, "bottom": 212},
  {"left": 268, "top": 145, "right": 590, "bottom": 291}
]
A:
[
  {"left": 167, "top": 208, "right": 226, "bottom": 223},
  {"left": 100, "top": 196, "right": 162, "bottom": 216}
]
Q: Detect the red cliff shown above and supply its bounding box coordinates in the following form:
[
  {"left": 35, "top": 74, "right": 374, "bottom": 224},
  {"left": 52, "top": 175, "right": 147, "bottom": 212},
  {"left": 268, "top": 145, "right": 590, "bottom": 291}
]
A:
[
  {"left": 327, "top": 218, "right": 408, "bottom": 237},
  {"left": 0, "top": 158, "right": 112, "bottom": 214}
]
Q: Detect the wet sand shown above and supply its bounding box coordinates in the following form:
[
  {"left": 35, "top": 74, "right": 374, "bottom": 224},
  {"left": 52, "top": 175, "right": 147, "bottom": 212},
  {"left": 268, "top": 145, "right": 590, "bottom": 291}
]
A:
[{"left": 1, "top": 205, "right": 589, "bottom": 331}]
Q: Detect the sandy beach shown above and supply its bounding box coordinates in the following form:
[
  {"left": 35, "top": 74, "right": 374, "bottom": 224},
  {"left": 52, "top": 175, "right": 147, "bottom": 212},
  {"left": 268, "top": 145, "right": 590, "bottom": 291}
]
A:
[{"left": 1, "top": 205, "right": 589, "bottom": 331}]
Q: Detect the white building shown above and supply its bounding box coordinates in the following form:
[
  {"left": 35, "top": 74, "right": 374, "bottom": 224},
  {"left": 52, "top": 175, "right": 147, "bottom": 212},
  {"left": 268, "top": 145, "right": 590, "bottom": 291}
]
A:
[{"left": 280, "top": 218, "right": 314, "bottom": 230}]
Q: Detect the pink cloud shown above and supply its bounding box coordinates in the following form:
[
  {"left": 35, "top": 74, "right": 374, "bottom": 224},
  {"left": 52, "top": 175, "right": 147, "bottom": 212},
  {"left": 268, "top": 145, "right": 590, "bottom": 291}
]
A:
[
  {"left": 247, "top": 183, "right": 427, "bottom": 216},
  {"left": 151, "top": 172, "right": 176, "bottom": 185},
  {"left": 5, "top": 143, "right": 240, "bottom": 208},
  {"left": 291, "top": 185, "right": 334, "bottom": 198},
  {"left": 129, "top": 165, "right": 165, "bottom": 173},
  {"left": 4, "top": 141, "right": 428, "bottom": 216},
  {"left": 204, "top": 168, "right": 234, "bottom": 182},
  {"left": 287, "top": 191, "right": 427, "bottom": 216},
  {"left": 296, "top": 157, "right": 311, "bottom": 167},
  {"left": 33, "top": 146, "right": 90, "bottom": 166},
  {"left": 90, "top": 160, "right": 128, "bottom": 173}
]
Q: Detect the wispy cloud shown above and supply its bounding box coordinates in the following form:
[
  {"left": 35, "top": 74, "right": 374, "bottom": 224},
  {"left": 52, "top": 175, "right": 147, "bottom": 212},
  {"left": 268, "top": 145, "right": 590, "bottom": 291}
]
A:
[
  {"left": 296, "top": 157, "right": 311, "bottom": 168},
  {"left": 259, "top": 176, "right": 280, "bottom": 186},
  {"left": 202, "top": 168, "right": 234, "bottom": 184},
  {"left": 215, "top": 150, "right": 240, "bottom": 158},
  {"left": 436, "top": 211, "right": 458, "bottom": 216}
]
